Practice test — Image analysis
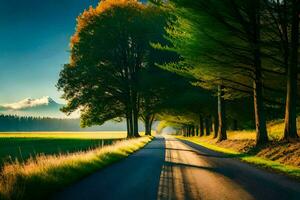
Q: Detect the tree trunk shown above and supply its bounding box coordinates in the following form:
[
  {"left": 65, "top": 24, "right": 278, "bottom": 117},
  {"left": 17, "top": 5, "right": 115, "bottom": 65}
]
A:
[
  {"left": 252, "top": 2, "right": 268, "bottom": 146},
  {"left": 147, "top": 123, "right": 152, "bottom": 136},
  {"left": 210, "top": 115, "right": 214, "bottom": 131},
  {"left": 283, "top": 0, "right": 299, "bottom": 140},
  {"left": 199, "top": 115, "right": 204, "bottom": 136},
  {"left": 233, "top": 119, "right": 238, "bottom": 130},
  {"left": 253, "top": 78, "right": 268, "bottom": 145},
  {"left": 149, "top": 114, "right": 155, "bottom": 136},
  {"left": 144, "top": 114, "right": 151, "bottom": 136},
  {"left": 132, "top": 91, "right": 140, "bottom": 137},
  {"left": 205, "top": 117, "right": 210, "bottom": 135},
  {"left": 126, "top": 110, "right": 134, "bottom": 138},
  {"left": 126, "top": 114, "right": 131, "bottom": 138},
  {"left": 192, "top": 125, "right": 195, "bottom": 136},
  {"left": 132, "top": 111, "right": 139, "bottom": 137},
  {"left": 217, "top": 85, "right": 227, "bottom": 142},
  {"left": 213, "top": 113, "right": 219, "bottom": 139}
]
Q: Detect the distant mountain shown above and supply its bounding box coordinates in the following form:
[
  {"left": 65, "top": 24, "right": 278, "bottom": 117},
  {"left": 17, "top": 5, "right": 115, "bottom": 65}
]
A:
[
  {"left": 0, "top": 96, "right": 73, "bottom": 118},
  {"left": 0, "top": 97, "right": 146, "bottom": 131}
]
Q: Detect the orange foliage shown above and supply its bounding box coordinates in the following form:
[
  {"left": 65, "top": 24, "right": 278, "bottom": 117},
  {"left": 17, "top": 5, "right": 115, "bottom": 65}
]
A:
[
  {"left": 70, "top": 0, "right": 145, "bottom": 64},
  {"left": 95, "top": 0, "right": 142, "bottom": 13}
]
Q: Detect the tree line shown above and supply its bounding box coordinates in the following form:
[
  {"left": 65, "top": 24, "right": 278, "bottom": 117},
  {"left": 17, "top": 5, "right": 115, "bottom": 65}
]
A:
[
  {"left": 0, "top": 115, "right": 124, "bottom": 132},
  {"left": 159, "top": 0, "right": 299, "bottom": 145},
  {"left": 57, "top": 0, "right": 299, "bottom": 145}
]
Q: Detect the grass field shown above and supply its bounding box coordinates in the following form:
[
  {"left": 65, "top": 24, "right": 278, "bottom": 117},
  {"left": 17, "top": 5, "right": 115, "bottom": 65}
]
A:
[
  {"left": 0, "top": 131, "right": 128, "bottom": 165},
  {"left": 0, "top": 131, "right": 127, "bottom": 139},
  {"left": 0, "top": 136, "right": 152, "bottom": 200}
]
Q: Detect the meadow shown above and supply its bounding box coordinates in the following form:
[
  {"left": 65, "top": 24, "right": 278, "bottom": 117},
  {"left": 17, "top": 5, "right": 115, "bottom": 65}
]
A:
[
  {"left": 0, "top": 131, "right": 127, "bottom": 165},
  {"left": 0, "top": 133, "right": 152, "bottom": 200}
]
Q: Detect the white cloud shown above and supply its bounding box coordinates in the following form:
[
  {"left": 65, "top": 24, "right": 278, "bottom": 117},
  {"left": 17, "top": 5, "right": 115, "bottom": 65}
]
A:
[{"left": 1, "top": 96, "right": 53, "bottom": 110}]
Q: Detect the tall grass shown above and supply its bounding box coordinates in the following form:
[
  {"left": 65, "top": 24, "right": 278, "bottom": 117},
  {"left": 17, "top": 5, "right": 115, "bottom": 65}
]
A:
[
  {"left": 0, "top": 138, "right": 116, "bottom": 165},
  {"left": 0, "top": 131, "right": 152, "bottom": 165},
  {"left": 0, "top": 136, "right": 152, "bottom": 200}
]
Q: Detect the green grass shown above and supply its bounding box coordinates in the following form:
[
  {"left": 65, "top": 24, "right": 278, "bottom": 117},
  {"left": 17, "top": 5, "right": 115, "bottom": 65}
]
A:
[
  {"left": 0, "top": 131, "right": 127, "bottom": 139},
  {"left": 0, "top": 136, "right": 152, "bottom": 200},
  {"left": 177, "top": 136, "right": 300, "bottom": 179},
  {"left": 0, "top": 132, "right": 128, "bottom": 165}
]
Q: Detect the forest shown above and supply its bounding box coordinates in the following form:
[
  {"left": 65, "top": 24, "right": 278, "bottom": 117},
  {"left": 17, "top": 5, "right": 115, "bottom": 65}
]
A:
[
  {"left": 57, "top": 0, "right": 299, "bottom": 146},
  {"left": 0, "top": 115, "right": 124, "bottom": 131}
]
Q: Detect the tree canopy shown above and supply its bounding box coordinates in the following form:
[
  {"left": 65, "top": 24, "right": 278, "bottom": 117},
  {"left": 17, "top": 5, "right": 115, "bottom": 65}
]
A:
[
  {"left": 57, "top": 0, "right": 299, "bottom": 144},
  {"left": 58, "top": 0, "right": 178, "bottom": 137}
]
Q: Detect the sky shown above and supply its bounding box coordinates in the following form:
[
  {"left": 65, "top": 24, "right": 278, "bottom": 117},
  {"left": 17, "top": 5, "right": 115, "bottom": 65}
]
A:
[{"left": 0, "top": 0, "right": 99, "bottom": 104}]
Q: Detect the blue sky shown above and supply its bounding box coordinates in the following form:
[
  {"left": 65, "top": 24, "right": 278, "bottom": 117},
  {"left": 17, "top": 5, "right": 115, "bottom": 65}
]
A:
[{"left": 0, "top": 0, "right": 99, "bottom": 104}]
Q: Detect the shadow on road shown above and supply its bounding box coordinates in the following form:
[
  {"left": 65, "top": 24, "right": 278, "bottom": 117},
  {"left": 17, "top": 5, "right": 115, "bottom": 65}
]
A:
[
  {"left": 155, "top": 136, "right": 300, "bottom": 200},
  {"left": 52, "top": 136, "right": 300, "bottom": 200}
]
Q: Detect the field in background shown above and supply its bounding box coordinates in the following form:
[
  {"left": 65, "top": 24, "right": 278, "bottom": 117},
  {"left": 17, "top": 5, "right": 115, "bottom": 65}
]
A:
[
  {"left": 0, "top": 131, "right": 127, "bottom": 139},
  {"left": 0, "top": 131, "right": 130, "bottom": 165}
]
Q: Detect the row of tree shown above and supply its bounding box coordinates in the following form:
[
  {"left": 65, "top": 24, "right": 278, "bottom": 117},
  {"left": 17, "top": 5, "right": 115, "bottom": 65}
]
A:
[
  {"left": 0, "top": 115, "right": 125, "bottom": 131},
  {"left": 156, "top": 0, "right": 299, "bottom": 145},
  {"left": 58, "top": 0, "right": 184, "bottom": 137},
  {"left": 57, "top": 0, "right": 299, "bottom": 145}
]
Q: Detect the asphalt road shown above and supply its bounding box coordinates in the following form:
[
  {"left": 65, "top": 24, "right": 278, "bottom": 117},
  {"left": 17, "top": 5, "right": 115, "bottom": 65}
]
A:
[{"left": 52, "top": 135, "right": 300, "bottom": 200}]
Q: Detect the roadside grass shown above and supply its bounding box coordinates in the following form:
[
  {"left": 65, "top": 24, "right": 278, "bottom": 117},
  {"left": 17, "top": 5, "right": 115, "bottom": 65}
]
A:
[
  {"left": 0, "top": 136, "right": 152, "bottom": 200},
  {"left": 177, "top": 136, "right": 300, "bottom": 179},
  {"left": 0, "top": 132, "right": 128, "bottom": 165},
  {"left": 0, "top": 138, "right": 117, "bottom": 165},
  {"left": 227, "top": 117, "right": 300, "bottom": 141}
]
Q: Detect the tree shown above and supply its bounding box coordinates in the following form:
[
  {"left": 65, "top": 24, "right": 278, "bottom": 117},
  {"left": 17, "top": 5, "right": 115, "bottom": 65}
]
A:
[
  {"left": 265, "top": 0, "right": 300, "bottom": 140},
  {"left": 138, "top": 67, "right": 168, "bottom": 136},
  {"left": 151, "top": 0, "right": 297, "bottom": 142},
  {"left": 57, "top": 0, "right": 167, "bottom": 138},
  {"left": 217, "top": 85, "right": 227, "bottom": 141},
  {"left": 160, "top": 0, "right": 282, "bottom": 145},
  {"left": 250, "top": 0, "right": 300, "bottom": 140},
  {"left": 137, "top": 8, "right": 178, "bottom": 136},
  {"left": 154, "top": 76, "right": 217, "bottom": 137},
  {"left": 283, "top": 0, "right": 299, "bottom": 140}
]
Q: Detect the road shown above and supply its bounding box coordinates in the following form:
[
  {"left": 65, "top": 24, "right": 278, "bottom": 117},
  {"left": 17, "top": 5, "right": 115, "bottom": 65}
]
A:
[{"left": 52, "top": 135, "right": 300, "bottom": 200}]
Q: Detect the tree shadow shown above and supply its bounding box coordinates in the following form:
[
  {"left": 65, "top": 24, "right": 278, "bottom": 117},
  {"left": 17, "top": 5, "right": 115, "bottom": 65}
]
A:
[{"left": 156, "top": 137, "right": 300, "bottom": 200}]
